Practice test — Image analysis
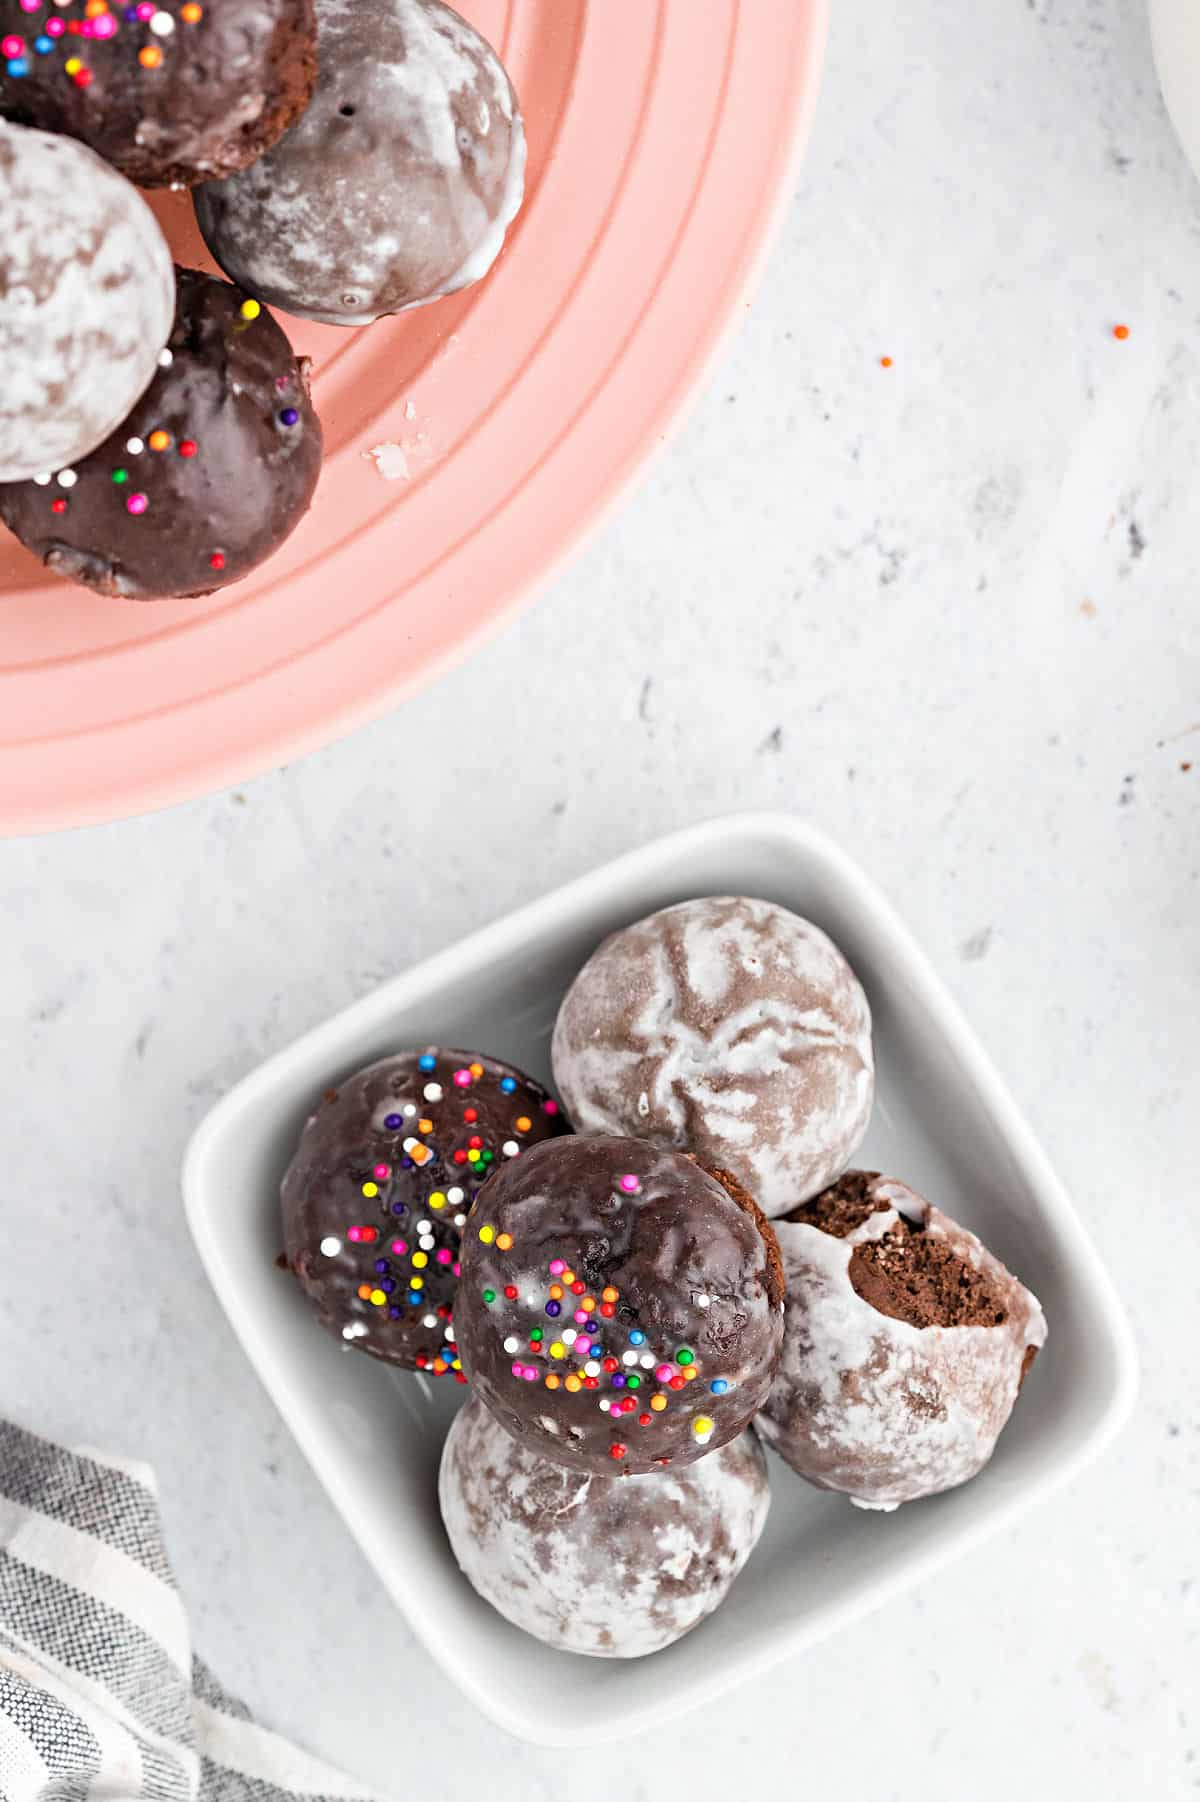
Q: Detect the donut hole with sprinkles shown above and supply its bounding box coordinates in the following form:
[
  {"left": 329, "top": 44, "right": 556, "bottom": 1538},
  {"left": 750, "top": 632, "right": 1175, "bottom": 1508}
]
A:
[
  {"left": 453, "top": 1138, "right": 784, "bottom": 1477},
  {"left": 279, "top": 1048, "right": 571, "bottom": 1372}
]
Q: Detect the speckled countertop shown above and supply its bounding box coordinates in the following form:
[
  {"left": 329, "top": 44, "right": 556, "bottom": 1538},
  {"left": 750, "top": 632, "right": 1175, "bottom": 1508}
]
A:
[{"left": 0, "top": 0, "right": 1196, "bottom": 1796}]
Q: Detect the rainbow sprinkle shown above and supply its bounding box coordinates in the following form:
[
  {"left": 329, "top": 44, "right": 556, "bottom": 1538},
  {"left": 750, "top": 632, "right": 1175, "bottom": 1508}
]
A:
[
  {"left": 311, "top": 1051, "right": 562, "bottom": 1372},
  {"left": 1, "top": 0, "right": 205, "bottom": 87},
  {"left": 32, "top": 289, "right": 297, "bottom": 588},
  {"left": 478, "top": 1164, "right": 734, "bottom": 1458}
]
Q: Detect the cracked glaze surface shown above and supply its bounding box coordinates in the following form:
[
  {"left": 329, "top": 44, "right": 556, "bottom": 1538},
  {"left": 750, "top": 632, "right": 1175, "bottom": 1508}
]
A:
[
  {"left": 552, "top": 897, "right": 874, "bottom": 1216},
  {"left": 440, "top": 1397, "right": 770, "bottom": 1657}
]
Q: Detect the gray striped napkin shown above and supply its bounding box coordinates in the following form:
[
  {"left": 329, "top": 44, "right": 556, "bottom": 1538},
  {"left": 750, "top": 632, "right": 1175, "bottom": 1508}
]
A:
[{"left": 0, "top": 1422, "right": 380, "bottom": 1802}]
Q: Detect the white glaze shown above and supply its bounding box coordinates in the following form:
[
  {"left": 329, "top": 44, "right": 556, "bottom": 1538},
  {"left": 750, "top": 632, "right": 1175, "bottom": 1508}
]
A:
[
  {"left": 194, "top": 0, "right": 524, "bottom": 326},
  {"left": 439, "top": 1399, "right": 770, "bottom": 1658},
  {"left": 0, "top": 124, "right": 174, "bottom": 483},
  {"left": 435, "top": 103, "right": 526, "bottom": 299},
  {"left": 365, "top": 443, "right": 410, "bottom": 481},
  {"left": 552, "top": 896, "right": 875, "bottom": 1214}
]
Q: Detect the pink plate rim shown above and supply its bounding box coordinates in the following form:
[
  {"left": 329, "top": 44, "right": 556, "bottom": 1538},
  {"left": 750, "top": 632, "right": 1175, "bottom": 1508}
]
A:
[{"left": 0, "top": 0, "right": 829, "bottom": 835}]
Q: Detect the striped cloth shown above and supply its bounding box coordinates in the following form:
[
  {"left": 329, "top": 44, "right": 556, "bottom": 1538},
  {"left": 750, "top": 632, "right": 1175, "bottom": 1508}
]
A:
[{"left": 0, "top": 1422, "right": 379, "bottom": 1802}]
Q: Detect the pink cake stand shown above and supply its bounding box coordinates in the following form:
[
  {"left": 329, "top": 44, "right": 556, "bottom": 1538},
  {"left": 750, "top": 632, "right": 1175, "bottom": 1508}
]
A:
[{"left": 0, "top": 0, "right": 828, "bottom": 833}]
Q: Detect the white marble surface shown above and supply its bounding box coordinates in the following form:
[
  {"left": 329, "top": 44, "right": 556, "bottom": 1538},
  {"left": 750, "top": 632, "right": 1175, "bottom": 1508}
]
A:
[{"left": 1, "top": 0, "right": 1197, "bottom": 1795}]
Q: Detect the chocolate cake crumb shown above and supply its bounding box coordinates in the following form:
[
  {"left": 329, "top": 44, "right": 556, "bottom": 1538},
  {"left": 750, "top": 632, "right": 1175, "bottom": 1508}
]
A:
[
  {"left": 786, "top": 1169, "right": 892, "bottom": 1239},
  {"left": 848, "top": 1215, "right": 1009, "bottom": 1329}
]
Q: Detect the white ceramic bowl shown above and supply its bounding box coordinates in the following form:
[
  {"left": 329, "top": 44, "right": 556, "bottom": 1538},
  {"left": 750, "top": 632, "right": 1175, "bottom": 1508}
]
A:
[
  {"left": 1151, "top": 0, "right": 1200, "bottom": 186},
  {"left": 183, "top": 814, "right": 1137, "bottom": 1747}
]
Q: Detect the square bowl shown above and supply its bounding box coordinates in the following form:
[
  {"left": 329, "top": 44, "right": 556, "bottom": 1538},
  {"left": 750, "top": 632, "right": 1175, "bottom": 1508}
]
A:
[{"left": 183, "top": 813, "right": 1137, "bottom": 1746}]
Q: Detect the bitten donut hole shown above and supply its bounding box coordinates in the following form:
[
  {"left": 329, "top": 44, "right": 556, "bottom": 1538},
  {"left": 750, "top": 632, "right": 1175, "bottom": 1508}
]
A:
[{"left": 848, "top": 1217, "right": 1010, "bottom": 1330}]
